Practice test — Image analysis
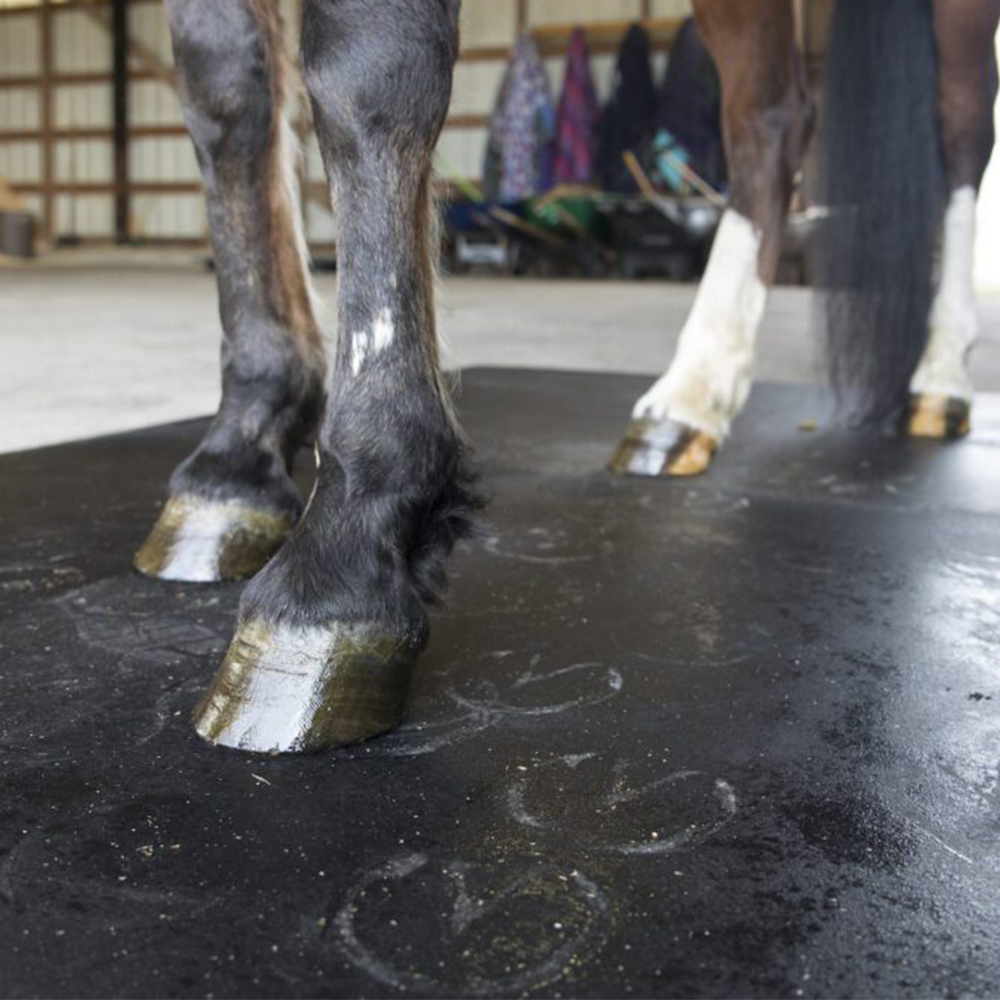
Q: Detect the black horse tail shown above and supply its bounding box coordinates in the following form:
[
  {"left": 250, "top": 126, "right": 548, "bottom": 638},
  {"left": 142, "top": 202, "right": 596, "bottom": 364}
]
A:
[{"left": 813, "top": 0, "right": 947, "bottom": 424}]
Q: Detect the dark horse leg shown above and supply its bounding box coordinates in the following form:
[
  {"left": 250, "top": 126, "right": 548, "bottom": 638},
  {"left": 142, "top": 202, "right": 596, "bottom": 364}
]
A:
[
  {"left": 905, "top": 0, "right": 1000, "bottom": 437},
  {"left": 136, "top": 0, "right": 325, "bottom": 581},
  {"left": 610, "top": 0, "right": 810, "bottom": 476},
  {"left": 191, "top": 0, "right": 475, "bottom": 753}
]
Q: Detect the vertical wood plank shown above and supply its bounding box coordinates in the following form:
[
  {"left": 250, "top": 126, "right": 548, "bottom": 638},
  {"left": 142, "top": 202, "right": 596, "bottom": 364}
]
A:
[
  {"left": 112, "top": 0, "right": 128, "bottom": 241},
  {"left": 40, "top": 0, "right": 53, "bottom": 241}
]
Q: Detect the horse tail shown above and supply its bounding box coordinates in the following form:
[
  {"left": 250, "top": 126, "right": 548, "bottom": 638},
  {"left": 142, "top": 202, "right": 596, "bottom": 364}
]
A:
[{"left": 813, "top": 0, "right": 947, "bottom": 424}]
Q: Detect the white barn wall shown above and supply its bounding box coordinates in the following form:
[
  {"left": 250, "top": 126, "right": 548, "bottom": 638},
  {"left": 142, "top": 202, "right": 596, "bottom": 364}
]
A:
[
  {"left": 0, "top": 0, "right": 693, "bottom": 243},
  {"left": 0, "top": 9, "right": 38, "bottom": 75},
  {"left": 0, "top": 10, "right": 41, "bottom": 211}
]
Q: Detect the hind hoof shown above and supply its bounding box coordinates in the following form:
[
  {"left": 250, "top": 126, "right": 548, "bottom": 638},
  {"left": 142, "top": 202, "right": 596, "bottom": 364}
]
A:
[
  {"left": 901, "top": 394, "right": 971, "bottom": 439},
  {"left": 609, "top": 418, "right": 718, "bottom": 477},
  {"left": 135, "top": 495, "right": 292, "bottom": 582},
  {"left": 192, "top": 618, "right": 424, "bottom": 753}
]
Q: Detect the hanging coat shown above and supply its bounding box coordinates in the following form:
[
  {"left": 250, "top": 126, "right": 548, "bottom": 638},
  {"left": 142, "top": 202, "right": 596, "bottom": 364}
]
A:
[
  {"left": 483, "top": 34, "right": 556, "bottom": 202},
  {"left": 656, "top": 17, "right": 727, "bottom": 191},
  {"left": 552, "top": 27, "right": 600, "bottom": 186},
  {"left": 595, "top": 23, "right": 658, "bottom": 192}
]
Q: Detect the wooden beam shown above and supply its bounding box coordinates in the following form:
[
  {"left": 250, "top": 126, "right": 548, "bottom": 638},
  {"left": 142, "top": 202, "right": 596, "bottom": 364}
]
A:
[
  {"left": 81, "top": 3, "right": 176, "bottom": 89},
  {"left": 0, "top": 70, "right": 170, "bottom": 89},
  {"left": 111, "top": 0, "right": 128, "bottom": 242},
  {"left": 0, "top": 0, "right": 162, "bottom": 15},
  {"left": 39, "top": 0, "right": 53, "bottom": 242},
  {"left": 461, "top": 19, "right": 683, "bottom": 61},
  {"left": 11, "top": 181, "right": 203, "bottom": 194},
  {"left": 0, "top": 125, "right": 189, "bottom": 142}
]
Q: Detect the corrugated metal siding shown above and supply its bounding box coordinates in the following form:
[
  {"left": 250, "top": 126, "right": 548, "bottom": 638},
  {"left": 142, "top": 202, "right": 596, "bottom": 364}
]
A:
[
  {"left": 0, "top": 9, "right": 41, "bottom": 221},
  {"left": 53, "top": 9, "right": 110, "bottom": 72},
  {"left": 0, "top": 140, "right": 40, "bottom": 183},
  {"left": 0, "top": 10, "right": 38, "bottom": 75},
  {"left": 0, "top": 0, "right": 694, "bottom": 244}
]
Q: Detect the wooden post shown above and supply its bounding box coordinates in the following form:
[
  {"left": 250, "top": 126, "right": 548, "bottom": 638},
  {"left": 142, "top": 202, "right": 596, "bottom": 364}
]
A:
[
  {"left": 516, "top": 0, "right": 527, "bottom": 35},
  {"left": 112, "top": 0, "right": 128, "bottom": 242},
  {"left": 39, "top": 0, "right": 53, "bottom": 243}
]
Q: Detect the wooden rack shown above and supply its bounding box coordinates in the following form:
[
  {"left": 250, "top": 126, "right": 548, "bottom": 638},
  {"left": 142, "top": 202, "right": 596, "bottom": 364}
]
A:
[{"left": 460, "top": 17, "right": 685, "bottom": 62}]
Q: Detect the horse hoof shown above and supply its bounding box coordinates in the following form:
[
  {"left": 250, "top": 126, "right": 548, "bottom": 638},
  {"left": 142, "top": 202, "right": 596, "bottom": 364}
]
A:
[
  {"left": 192, "top": 618, "right": 424, "bottom": 753},
  {"left": 901, "top": 394, "right": 971, "bottom": 439},
  {"left": 134, "top": 495, "right": 292, "bottom": 582},
  {"left": 609, "top": 418, "right": 718, "bottom": 477}
]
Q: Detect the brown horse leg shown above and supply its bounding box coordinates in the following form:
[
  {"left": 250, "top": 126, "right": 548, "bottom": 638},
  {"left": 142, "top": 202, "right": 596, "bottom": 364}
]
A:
[
  {"left": 135, "top": 0, "right": 325, "bottom": 582},
  {"left": 191, "top": 0, "right": 477, "bottom": 754},
  {"left": 611, "top": 0, "right": 810, "bottom": 477},
  {"left": 905, "top": 0, "right": 1000, "bottom": 438}
]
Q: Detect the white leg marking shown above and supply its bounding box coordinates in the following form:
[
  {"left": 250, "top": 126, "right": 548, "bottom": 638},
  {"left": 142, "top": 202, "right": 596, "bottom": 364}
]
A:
[
  {"left": 911, "top": 186, "right": 979, "bottom": 400},
  {"left": 632, "top": 210, "right": 767, "bottom": 441},
  {"left": 350, "top": 308, "right": 395, "bottom": 376}
]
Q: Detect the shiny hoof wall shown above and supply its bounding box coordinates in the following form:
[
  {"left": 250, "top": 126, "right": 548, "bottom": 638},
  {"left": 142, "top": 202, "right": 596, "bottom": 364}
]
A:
[
  {"left": 901, "top": 394, "right": 971, "bottom": 440},
  {"left": 609, "top": 417, "right": 718, "bottom": 477},
  {"left": 192, "top": 618, "right": 424, "bottom": 753},
  {"left": 134, "top": 496, "right": 293, "bottom": 582}
]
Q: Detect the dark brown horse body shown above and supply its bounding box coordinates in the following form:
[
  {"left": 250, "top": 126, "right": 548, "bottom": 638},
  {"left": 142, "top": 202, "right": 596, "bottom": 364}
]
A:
[{"left": 138, "top": 0, "right": 999, "bottom": 753}]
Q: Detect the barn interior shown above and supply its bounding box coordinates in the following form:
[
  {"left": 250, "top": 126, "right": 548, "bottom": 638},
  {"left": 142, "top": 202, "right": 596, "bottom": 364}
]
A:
[{"left": 2, "top": 2, "right": 1000, "bottom": 998}]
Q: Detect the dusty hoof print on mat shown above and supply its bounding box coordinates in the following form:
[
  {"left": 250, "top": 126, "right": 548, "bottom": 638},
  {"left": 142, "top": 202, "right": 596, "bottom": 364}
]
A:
[
  {"left": 333, "top": 853, "right": 609, "bottom": 996},
  {"left": 338, "top": 659, "right": 624, "bottom": 760},
  {"left": 450, "top": 657, "right": 623, "bottom": 718},
  {"left": 901, "top": 393, "right": 971, "bottom": 439},
  {"left": 192, "top": 618, "right": 424, "bottom": 753},
  {"left": 609, "top": 418, "right": 718, "bottom": 477},
  {"left": 505, "top": 755, "right": 737, "bottom": 856},
  {"left": 135, "top": 495, "right": 293, "bottom": 582}
]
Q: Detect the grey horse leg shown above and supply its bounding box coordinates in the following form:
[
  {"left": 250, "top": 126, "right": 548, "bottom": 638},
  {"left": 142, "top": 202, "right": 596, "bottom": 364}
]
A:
[{"left": 137, "top": 0, "right": 325, "bottom": 582}]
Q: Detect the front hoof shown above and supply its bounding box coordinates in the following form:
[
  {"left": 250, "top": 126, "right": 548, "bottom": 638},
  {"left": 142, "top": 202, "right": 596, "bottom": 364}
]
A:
[
  {"left": 609, "top": 418, "right": 718, "bottom": 477},
  {"left": 901, "top": 394, "right": 971, "bottom": 439},
  {"left": 135, "top": 496, "right": 293, "bottom": 582},
  {"left": 192, "top": 618, "right": 424, "bottom": 753}
]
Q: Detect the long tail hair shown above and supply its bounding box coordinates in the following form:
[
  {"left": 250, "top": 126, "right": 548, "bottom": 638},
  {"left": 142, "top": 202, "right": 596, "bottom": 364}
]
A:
[{"left": 813, "top": 0, "right": 947, "bottom": 424}]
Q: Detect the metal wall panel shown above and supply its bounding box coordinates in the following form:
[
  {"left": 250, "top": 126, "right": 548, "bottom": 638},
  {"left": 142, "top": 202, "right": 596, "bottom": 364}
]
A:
[
  {"left": 54, "top": 82, "right": 112, "bottom": 128},
  {"left": 129, "top": 79, "right": 183, "bottom": 126},
  {"left": 435, "top": 129, "right": 488, "bottom": 183},
  {"left": 0, "top": 86, "right": 41, "bottom": 129},
  {"left": 651, "top": 0, "right": 694, "bottom": 17},
  {"left": 450, "top": 61, "right": 506, "bottom": 116},
  {"left": 460, "top": 0, "right": 518, "bottom": 48},
  {"left": 54, "top": 137, "right": 112, "bottom": 182},
  {"left": 0, "top": 140, "right": 40, "bottom": 182},
  {"left": 528, "top": 0, "right": 643, "bottom": 27},
  {"left": 0, "top": 12, "right": 39, "bottom": 77},
  {"left": 55, "top": 192, "right": 113, "bottom": 237},
  {"left": 127, "top": 1, "right": 174, "bottom": 67},
  {"left": 129, "top": 135, "right": 197, "bottom": 182},
  {"left": 53, "top": 10, "right": 111, "bottom": 73},
  {"left": 131, "top": 191, "right": 204, "bottom": 239},
  {"left": 0, "top": 0, "right": 694, "bottom": 243}
]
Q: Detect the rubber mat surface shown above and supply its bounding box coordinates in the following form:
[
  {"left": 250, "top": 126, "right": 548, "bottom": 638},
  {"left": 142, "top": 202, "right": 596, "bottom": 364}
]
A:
[{"left": 2, "top": 369, "right": 1000, "bottom": 998}]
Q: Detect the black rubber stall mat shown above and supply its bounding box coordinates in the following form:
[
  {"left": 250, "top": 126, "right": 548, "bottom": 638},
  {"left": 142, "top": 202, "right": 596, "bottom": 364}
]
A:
[{"left": 2, "top": 368, "right": 1000, "bottom": 999}]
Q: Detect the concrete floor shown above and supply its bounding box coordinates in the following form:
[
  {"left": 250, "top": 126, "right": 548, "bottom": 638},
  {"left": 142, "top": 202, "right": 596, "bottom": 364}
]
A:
[{"left": 4, "top": 247, "right": 1000, "bottom": 453}]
